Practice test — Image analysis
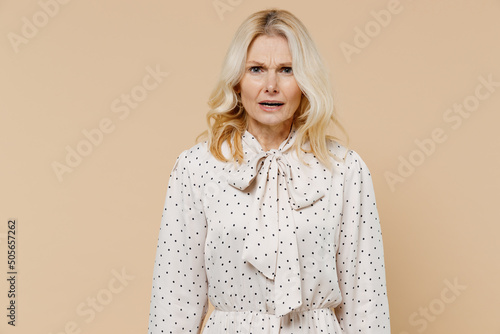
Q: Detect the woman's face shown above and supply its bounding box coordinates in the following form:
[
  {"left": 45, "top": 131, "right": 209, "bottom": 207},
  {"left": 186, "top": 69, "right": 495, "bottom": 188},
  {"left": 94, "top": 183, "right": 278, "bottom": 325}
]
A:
[{"left": 236, "top": 34, "right": 302, "bottom": 133}]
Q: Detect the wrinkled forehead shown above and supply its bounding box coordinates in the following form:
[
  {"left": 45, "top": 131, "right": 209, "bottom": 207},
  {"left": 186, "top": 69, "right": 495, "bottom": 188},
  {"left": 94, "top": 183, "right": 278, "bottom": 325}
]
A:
[{"left": 245, "top": 35, "right": 293, "bottom": 66}]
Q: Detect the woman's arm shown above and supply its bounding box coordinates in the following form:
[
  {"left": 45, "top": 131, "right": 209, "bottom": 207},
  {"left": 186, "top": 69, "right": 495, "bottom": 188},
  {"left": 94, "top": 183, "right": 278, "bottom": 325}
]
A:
[
  {"left": 148, "top": 150, "right": 209, "bottom": 334},
  {"left": 335, "top": 150, "right": 391, "bottom": 333}
]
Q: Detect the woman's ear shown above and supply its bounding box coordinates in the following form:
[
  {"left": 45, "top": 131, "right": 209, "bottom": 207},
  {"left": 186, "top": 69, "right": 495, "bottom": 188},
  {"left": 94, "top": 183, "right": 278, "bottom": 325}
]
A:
[{"left": 234, "top": 84, "right": 240, "bottom": 94}]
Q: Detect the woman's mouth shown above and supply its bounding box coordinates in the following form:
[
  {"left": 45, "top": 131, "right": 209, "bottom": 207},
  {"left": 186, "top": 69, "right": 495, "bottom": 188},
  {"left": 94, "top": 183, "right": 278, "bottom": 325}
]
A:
[{"left": 259, "top": 101, "right": 284, "bottom": 112}]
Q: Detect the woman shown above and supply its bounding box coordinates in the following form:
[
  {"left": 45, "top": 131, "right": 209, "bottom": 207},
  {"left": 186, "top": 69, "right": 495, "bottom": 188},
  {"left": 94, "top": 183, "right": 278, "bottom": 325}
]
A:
[{"left": 148, "top": 8, "right": 390, "bottom": 334}]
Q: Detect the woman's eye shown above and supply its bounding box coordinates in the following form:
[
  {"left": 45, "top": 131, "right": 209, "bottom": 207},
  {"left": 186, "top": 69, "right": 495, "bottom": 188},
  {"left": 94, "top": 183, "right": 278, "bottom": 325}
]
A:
[
  {"left": 249, "top": 66, "right": 262, "bottom": 73},
  {"left": 281, "top": 67, "right": 293, "bottom": 74}
]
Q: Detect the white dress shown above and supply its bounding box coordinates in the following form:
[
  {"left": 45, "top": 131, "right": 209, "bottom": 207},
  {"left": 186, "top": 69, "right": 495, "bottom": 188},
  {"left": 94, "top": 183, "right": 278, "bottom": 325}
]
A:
[{"left": 148, "top": 124, "right": 391, "bottom": 333}]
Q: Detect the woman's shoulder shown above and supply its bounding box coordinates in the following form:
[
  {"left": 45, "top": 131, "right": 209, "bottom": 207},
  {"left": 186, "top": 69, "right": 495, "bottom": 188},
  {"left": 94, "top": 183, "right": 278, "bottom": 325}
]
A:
[
  {"left": 325, "top": 138, "right": 349, "bottom": 161},
  {"left": 173, "top": 140, "right": 212, "bottom": 168},
  {"left": 324, "top": 138, "right": 368, "bottom": 171},
  {"left": 172, "top": 139, "right": 234, "bottom": 177}
]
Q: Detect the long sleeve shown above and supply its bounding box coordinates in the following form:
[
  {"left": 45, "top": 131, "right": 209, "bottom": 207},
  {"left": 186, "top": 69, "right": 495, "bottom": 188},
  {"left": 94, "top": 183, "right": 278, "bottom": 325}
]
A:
[
  {"left": 334, "top": 150, "right": 391, "bottom": 333},
  {"left": 148, "top": 150, "right": 209, "bottom": 334}
]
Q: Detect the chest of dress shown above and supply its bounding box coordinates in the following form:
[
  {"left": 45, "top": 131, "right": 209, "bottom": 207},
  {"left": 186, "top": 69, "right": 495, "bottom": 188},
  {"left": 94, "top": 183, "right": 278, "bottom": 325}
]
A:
[{"left": 202, "top": 170, "right": 344, "bottom": 258}]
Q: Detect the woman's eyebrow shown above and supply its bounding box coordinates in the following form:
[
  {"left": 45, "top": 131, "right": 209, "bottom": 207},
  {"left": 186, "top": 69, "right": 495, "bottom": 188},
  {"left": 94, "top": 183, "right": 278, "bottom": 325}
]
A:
[{"left": 246, "top": 60, "right": 292, "bottom": 67}]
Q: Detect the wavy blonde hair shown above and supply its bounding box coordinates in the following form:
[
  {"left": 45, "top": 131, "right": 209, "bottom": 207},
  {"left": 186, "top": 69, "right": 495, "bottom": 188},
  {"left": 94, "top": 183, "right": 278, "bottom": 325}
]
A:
[{"left": 196, "top": 8, "right": 348, "bottom": 170}]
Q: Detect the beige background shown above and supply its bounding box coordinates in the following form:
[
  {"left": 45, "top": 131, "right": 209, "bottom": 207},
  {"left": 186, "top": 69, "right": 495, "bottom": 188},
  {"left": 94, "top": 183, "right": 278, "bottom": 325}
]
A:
[{"left": 1, "top": 0, "right": 499, "bottom": 333}]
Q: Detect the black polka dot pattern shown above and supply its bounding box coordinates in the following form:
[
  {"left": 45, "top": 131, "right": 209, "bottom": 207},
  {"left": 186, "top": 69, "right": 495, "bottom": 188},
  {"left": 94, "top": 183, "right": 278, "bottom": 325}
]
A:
[{"left": 148, "top": 124, "right": 391, "bottom": 333}]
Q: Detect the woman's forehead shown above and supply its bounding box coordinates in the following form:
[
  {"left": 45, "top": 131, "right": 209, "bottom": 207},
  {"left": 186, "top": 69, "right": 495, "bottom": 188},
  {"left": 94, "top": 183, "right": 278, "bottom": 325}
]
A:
[{"left": 246, "top": 35, "right": 292, "bottom": 64}]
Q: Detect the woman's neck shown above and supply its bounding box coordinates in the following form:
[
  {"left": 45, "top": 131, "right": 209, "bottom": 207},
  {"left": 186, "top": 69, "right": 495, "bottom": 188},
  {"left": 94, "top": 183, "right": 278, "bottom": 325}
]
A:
[{"left": 246, "top": 121, "right": 293, "bottom": 151}]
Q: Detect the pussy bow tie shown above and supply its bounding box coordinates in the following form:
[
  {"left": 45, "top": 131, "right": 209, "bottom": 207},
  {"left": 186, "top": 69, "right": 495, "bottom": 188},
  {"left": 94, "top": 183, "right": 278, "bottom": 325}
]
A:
[{"left": 227, "top": 127, "right": 326, "bottom": 317}]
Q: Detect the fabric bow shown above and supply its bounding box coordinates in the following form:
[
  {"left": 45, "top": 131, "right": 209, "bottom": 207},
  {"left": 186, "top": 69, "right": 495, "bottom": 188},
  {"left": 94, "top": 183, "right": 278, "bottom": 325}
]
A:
[{"left": 227, "top": 128, "right": 326, "bottom": 317}]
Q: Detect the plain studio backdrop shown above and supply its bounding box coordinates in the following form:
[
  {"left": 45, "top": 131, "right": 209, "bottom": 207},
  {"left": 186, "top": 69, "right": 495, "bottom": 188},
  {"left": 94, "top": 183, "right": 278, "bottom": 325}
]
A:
[{"left": 1, "top": 0, "right": 499, "bottom": 333}]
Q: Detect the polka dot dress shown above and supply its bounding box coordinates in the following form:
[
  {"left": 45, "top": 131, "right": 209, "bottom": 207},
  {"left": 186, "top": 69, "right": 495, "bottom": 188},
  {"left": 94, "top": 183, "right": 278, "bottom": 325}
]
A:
[{"left": 148, "top": 124, "right": 391, "bottom": 333}]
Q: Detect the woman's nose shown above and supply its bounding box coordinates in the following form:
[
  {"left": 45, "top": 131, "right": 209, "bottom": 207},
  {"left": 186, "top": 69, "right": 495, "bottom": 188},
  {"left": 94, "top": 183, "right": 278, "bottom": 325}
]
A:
[{"left": 265, "top": 72, "right": 278, "bottom": 92}]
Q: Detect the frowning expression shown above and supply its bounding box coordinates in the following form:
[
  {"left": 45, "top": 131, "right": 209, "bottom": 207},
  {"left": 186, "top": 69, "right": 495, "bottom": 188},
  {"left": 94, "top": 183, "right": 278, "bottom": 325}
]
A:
[{"left": 236, "top": 35, "right": 303, "bottom": 131}]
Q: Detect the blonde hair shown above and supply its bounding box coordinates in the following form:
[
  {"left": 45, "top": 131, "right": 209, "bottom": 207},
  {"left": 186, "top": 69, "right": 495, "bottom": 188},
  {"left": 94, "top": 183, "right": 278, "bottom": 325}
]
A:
[{"left": 196, "top": 8, "right": 348, "bottom": 170}]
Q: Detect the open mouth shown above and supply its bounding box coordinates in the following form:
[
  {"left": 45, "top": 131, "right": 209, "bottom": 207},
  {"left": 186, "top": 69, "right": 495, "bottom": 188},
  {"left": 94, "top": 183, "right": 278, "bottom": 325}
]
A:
[{"left": 259, "top": 102, "right": 284, "bottom": 107}]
